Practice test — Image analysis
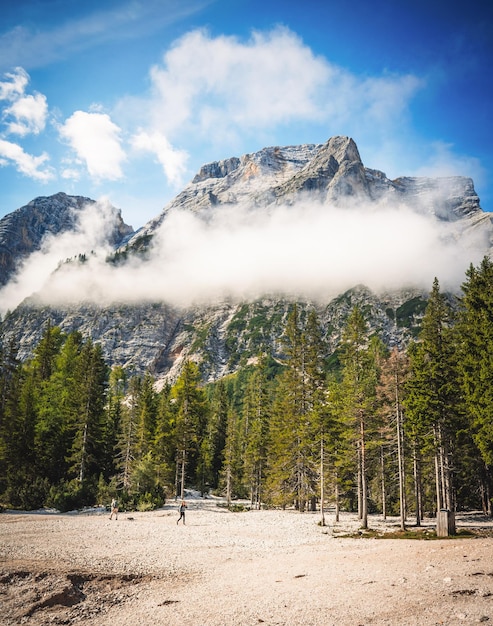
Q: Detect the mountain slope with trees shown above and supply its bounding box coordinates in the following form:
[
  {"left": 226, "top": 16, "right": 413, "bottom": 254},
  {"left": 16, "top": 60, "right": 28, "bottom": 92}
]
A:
[{"left": 1, "top": 259, "right": 492, "bottom": 520}]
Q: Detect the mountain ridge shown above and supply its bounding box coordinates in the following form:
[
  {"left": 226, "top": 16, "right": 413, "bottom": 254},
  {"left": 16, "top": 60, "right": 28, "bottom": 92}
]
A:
[
  {"left": 125, "top": 136, "right": 489, "bottom": 254},
  {"left": 1, "top": 136, "right": 492, "bottom": 383}
]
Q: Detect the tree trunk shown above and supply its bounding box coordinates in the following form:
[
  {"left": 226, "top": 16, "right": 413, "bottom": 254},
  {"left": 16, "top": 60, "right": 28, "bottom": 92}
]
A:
[
  {"left": 226, "top": 465, "right": 231, "bottom": 507},
  {"left": 334, "top": 472, "right": 340, "bottom": 523},
  {"left": 360, "top": 412, "right": 368, "bottom": 530},
  {"left": 380, "top": 446, "right": 386, "bottom": 521},
  {"left": 357, "top": 442, "right": 362, "bottom": 520},
  {"left": 396, "top": 390, "right": 406, "bottom": 531},
  {"left": 78, "top": 420, "right": 88, "bottom": 483},
  {"left": 180, "top": 448, "right": 186, "bottom": 499},
  {"left": 320, "top": 438, "right": 325, "bottom": 527},
  {"left": 413, "top": 442, "right": 423, "bottom": 526}
]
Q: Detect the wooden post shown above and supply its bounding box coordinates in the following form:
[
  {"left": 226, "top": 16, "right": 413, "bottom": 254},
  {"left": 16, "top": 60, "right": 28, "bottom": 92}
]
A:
[{"left": 437, "top": 509, "right": 456, "bottom": 537}]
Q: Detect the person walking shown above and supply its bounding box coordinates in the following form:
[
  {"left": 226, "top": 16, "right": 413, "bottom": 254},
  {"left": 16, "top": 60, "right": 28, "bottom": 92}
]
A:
[
  {"left": 177, "top": 500, "right": 187, "bottom": 525},
  {"left": 110, "top": 497, "right": 119, "bottom": 520}
]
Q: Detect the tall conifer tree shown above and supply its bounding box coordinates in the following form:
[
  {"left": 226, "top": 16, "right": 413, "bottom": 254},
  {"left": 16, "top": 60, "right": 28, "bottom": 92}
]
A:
[
  {"left": 456, "top": 257, "right": 493, "bottom": 513},
  {"left": 405, "top": 279, "right": 459, "bottom": 522},
  {"left": 339, "top": 307, "right": 378, "bottom": 529}
]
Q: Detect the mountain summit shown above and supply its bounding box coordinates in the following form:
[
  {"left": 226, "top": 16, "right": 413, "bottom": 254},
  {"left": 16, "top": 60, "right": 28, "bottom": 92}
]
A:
[{"left": 126, "top": 135, "right": 490, "bottom": 255}]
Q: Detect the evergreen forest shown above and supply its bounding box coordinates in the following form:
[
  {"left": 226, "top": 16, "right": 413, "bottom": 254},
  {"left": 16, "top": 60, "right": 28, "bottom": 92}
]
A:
[{"left": 1, "top": 257, "right": 493, "bottom": 524}]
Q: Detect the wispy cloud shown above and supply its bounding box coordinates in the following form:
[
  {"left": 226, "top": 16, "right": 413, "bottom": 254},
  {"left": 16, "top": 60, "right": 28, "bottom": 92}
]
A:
[
  {"left": 0, "top": 138, "right": 53, "bottom": 181},
  {"left": 0, "top": 0, "right": 214, "bottom": 71},
  {"left": 414, "top": 141, "right": 486, "bottom": 185},
  {"left": 131, "top": 130, "right": 188, "bottom": 185},
  {"left": 0, "top": 67, "right": 52, "bottom": 180},
  {"left": 117, "top": 26, "right": 423, "bottom": 191},
  {"left": 4, "top": 91, "right": 48, "bottom": 136},
  {"left": 0, "top": 66, "right": 29, "bottom": 99},
  {"left": 0, "top": 198, "right": 125, "bottom": 312},
  {"left": 0, "top": 22, "right": 484, "bottom": 225}
]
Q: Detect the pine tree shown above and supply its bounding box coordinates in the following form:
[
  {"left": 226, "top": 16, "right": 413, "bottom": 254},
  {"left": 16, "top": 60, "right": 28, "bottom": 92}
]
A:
[
  {"left": 377, "top": 347, "right": 409, "bottom": 529},
  {"left": 67, "top": 340, "right": 108, "bottom": 483},
  {"left": 201, "top": 379, "right": 229, "bottom": 492},
  {"left": 152, "top": 382, "right": 175, "bottom": 493},
  {"left": 118, "top": 375, "right": 141, "bottom": 491},
  {"left": 31, "top": 320, "right": 64, "bottom": 381},
  {"left": 242, "top": 358, "right": 271, "bottom": 508},
  {"left": 134, "top": 372, "right": 158, "bottom": 460},
  {"left": 456, "top": 257, "right": 493, "bottom": 513},
  {"left": 172, "top": 360, "right": 209, "bottom": 498},
  {"left": 405, "top": 278, "right": 460, "bottom": 527},
  {"left": 265, "top": 305, "right": 319, "bottom": 511},
  {"left": 0, "top": 339, "right": 26, "bottom": 503},
  {"left": 35, "top": 331, "right": 84, "bottom": 483},
  {"left": 324, "top": 375, "right": 352, "bottom": 522},
  {"left": 339, "top": 307, "right": 378, "bottom": 530},
  {"left": 101, "top": 366, "right": 127, "bottom": 481},
  {"left": 222, "top": 406, "right": 242, "bottom": 505}
]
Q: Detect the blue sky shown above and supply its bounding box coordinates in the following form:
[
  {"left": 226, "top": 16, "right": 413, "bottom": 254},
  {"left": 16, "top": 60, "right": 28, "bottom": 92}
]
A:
[{"left": 0, "top": 0, "right": 491, "bottom": 229}]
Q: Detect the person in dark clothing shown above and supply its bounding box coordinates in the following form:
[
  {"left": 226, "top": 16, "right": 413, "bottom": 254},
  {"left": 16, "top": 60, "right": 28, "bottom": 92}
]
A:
[{"left": 177, "top": 500, "right": 187, "bottom": 525}]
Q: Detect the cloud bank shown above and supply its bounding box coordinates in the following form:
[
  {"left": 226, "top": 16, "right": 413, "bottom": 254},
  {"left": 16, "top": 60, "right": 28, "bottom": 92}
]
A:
[{"left": 0, "top": 194, "right": 488, "bottom": 316}]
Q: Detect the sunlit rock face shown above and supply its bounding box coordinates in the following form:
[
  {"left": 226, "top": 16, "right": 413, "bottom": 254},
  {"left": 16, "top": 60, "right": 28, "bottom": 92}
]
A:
[{"left": 1, "top": 137, "right": 491, "bottom": 383}]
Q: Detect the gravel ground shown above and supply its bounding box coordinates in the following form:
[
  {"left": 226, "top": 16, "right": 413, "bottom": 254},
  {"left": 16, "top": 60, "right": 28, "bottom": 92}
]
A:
[{"left": 1, "top": 500, "right": 493, "bottom": 625}]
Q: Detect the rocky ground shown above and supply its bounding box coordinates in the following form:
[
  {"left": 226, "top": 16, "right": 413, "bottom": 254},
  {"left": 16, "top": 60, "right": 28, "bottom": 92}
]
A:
[{"left": 1, "top": 500, "right": 493, "bottom": 625}]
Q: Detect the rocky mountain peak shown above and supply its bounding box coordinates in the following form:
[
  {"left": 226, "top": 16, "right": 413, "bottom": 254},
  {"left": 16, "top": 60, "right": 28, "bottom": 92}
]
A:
[
  {"left": 392, "top": 176, "right": 481, "bottom": 220},
  {"left": 270, "top": 135, "right": 369, "bottom": 202},
  {"left": 192, "top": 156, "right": 241, "bottom": 183},
  {"left": 0, "top": 192, "right": 133, "bottom": 287}
]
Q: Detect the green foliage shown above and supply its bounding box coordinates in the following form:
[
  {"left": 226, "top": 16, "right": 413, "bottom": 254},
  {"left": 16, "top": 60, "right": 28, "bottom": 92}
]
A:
[
  {"left": 136, "top": 491, "right": 165, "bottom": 511},
  {"left": 225, "top": 301, "right": 287, "bottom": 368},
  {"left": 46, "top": 479, "right": 96, "bottom": 512},
  {"left": 457, "top": 257, "right": 493, "bottom": 466},
  {"left": 4, "top": 475, "right": 50, "bottom": 510}
]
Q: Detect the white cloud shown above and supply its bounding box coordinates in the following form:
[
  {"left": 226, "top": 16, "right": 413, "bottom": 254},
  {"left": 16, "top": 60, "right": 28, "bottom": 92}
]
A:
[
  {"left": 414, "top": 141, "right": 485, "bottom": 183},
  {"left": 4, "top": 193, "right": 487, "bottom": 314},
  {"left": 115, "top": 26, "right": 424, "bottom": 197},
  {"left": 0, "top": 67, "right": 29, "bottom": 100},
  {"left": 0, "top": 1, "right": 212, "bottom": 70},
  {"left": 142, "top": 28, "right": 422, "bottom": 146},
  {"left": 4, "top": 92, "right": 48, "bottom": 136},
  {"left": 0, "top": 138, "right": 53, "bottom": 181},
  {"left": 0, "top": 67, "right": 52, "bottom": 181},
  {"left": 145, "top": 28, "right": 327, "bottom": 140},
  {"left": 131, "top": 130, "right": 188, "bottom": 185},
  {"left": 59, "top": 110, "right": 126, "bottom": 181},
  {"left": 0, "top": 67, "right": 48, "bottom": 136}
]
